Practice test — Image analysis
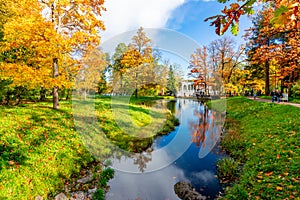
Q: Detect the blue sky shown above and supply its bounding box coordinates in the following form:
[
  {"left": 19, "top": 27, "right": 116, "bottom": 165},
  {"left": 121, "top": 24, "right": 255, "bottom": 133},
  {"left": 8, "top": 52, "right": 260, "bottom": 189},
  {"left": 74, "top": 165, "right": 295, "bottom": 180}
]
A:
[
  {"left": 101, "top": 0, "right": 253, "bottom": 46},
  {"left": 100, "top": 0, "right": 253, "bottom": 77},
  {"left": 165, "top": 0, "right": 252, "bottom": 45}
]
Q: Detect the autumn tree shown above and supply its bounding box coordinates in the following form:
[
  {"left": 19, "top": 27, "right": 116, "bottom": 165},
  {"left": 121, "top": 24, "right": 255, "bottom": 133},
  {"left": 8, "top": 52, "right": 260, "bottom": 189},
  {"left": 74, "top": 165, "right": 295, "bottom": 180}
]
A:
[
  {"left": 189, "top": 46, "right": 211, "bottom": 94},
  {"left": 206, "top": 0, "right": 299, "bottom": 36},
  {"left": 167, "top": 65, "right": 177, "bottom": 96},
  {"left": 0, "top": 0, "right": 106, "bottom": 109},
  {"left": 111, "top": 43, "right": 129, "bottom": 94},
  {"left": 120, "top": 27, "right": 153, "bottom": 98},
  {"left": 208, "top": 37, "right": 245, "bottom": 93},
  {"left": 76, "top": 47, "right": 107, "bottom": 100},
  {"left": 245, "top": 4, "right": 300, "bottom": 94}
]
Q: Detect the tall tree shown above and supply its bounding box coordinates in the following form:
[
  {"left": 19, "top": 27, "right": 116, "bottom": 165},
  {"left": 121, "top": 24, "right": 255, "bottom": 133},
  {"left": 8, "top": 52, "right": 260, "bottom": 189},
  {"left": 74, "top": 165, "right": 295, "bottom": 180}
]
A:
[
  {"left": 189, "top": 46, "right": 211, "bottom": 94},
  {"left": 76, "top": 47, "right": 107, "bottom": 100},
  {"left": 208, "top": 37, "right": 245, "bottom": 93},
  {"left": 111, "top": 42, "right": 128, "bottom": 94},
  {"left": 245, "top": 5, "right": 299, "bottom": 94},
  {"left": 167, "top": 65, "right": 177, "bottom": 96},
  {"left": 0, "top": 0, "right": 106, "bottom": 109},
  {"left": 120, "top": 27, "right": 153, "bottom": 98}
]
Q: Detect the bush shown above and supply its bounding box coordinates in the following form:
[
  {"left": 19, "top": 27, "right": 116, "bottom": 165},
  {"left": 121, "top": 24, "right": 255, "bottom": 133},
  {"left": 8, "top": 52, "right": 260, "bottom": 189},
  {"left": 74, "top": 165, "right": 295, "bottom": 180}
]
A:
[
  {"left": 291, "top": 81, "right": 300, "bottom": 98},
  {"left": 92, "top": 189, "right": 105, "bottom": 200}
]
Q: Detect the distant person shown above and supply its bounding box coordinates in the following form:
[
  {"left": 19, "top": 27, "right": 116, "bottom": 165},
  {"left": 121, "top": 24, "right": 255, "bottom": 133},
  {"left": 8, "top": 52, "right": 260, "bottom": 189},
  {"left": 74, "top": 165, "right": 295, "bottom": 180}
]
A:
[
  {"left": 254, "top": 90, "right": 257, "bottom": 99},
  {"left": 276, "top": 90, "right": 282, "bottom": 103},
  {"left": 271, "top": 89, "right": 276, "bottom": 103}
]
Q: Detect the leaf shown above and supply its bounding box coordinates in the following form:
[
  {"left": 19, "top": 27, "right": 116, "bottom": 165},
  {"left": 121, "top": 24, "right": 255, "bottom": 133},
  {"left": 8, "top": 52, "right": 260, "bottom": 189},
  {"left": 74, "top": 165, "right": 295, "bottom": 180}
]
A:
[
  {"left": 218, "top": 0, "right": 229, "bottom": 3},
  {"left": 257, "top": 175, "right": 263, "bottom": 179},
  {"left": 276, "top": 186, "right": 283, "bottom": 191},
  {"left": 230, "top": 22, "right": 239, "bottom": 36},
  {"left": 265, "top": 172, "right": 273, "bottom": 176},
  {"left": 276, "top": 154, "right": 280, "bottom": 159},
  {"left": 244, "top": 7, "right": 255, "bottom": 15},
  {"left": 274, "top": 6, "right": 289, "bottom": 17}
]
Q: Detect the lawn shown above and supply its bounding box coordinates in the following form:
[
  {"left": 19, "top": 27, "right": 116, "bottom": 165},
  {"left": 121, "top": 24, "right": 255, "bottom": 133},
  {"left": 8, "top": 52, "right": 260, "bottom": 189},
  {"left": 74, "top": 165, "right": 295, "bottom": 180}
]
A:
[
  {"left": 0, "top": 96, "right": 177, "bottom": 200},
  {"left": 0, "top": 101, "right": 94, "bottom": 199},
  {"left": 219, "top": 97, "right": 300, "bottom": 199}
]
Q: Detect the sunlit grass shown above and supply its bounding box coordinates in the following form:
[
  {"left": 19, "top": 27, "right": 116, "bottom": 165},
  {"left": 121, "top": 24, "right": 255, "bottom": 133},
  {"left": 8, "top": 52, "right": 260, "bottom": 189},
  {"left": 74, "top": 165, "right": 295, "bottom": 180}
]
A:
[
  {"left": 220, "top": 96, "right": 300, "bottom": 199},
  {"left": 0, "top": 96, "right": 178, "bottom": 199},
  {"left": 0, "top": 101, "right": 94, "bottom": 199}
]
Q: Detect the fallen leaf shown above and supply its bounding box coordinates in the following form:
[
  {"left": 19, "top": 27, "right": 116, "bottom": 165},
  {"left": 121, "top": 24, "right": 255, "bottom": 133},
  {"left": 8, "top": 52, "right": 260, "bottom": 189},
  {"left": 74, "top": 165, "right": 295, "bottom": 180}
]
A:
[
  {"left": 257, "top": 175, "right": 263, "bottom": 179},
  {"left": 277, "top": 154, "right": 280, "bottom": 159},
  {"left": 8, "top": 161, "right": 14, "bottom": 165},
  {"left": 276, "top": 186, "right": 283, "bottom": 191},
  {"left": 265, "top": 172, "right": 273, "bottom": 176}
]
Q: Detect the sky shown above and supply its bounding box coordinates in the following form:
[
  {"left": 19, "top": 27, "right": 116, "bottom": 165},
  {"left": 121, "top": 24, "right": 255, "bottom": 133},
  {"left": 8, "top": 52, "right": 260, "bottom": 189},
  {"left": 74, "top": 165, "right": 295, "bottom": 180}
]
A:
[
  {"left": 100, "top": 0, "right": 253, "bottom": 77},
  {"left": 100, "top": 0, "right": 253, "bottom": 45}
]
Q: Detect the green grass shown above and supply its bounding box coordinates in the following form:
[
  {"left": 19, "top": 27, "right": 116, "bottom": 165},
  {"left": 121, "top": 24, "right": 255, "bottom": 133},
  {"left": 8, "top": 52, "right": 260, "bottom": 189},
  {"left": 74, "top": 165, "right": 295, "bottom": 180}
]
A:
[
  {"left": 216, "top": 157, "right": 239, "bottom": 183},
  {"left": 0, "top": 101, "right": 94, "bottom": 199},
  {"left": 0, "top": 96, "right": 178, "bottom": 199},
  {"left": 219, "top": 96, "right": 300, "bottom": 199}
]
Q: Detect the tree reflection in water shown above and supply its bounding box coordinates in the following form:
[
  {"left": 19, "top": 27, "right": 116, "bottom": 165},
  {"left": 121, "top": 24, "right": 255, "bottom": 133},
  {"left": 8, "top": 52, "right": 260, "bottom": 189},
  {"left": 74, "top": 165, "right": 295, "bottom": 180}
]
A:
[
  {"left": 116, "top": 99, "right": 224, "bottom": 173},
  {"left": 189, "top": 101, "right": 222, "bottom": 152},
  {"left": 132, "top": 149, "right": 152, "bottom": 172}
]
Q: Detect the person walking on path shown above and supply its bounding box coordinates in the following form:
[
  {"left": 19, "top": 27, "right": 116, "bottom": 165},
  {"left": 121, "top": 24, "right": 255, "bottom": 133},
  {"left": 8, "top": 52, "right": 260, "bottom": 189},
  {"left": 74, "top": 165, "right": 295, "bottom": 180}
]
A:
[
  {"left": 253, "top": 90, "right": 257, "bottom": 99},
  {"left": 276, "top": 90, "right": 282, "bottom": 103},
  {"left": 246, "top": 96, "right": 300, "bottom": 108},
  {"left": 271, "top": 89, "right": 277, "bottom": 103}
]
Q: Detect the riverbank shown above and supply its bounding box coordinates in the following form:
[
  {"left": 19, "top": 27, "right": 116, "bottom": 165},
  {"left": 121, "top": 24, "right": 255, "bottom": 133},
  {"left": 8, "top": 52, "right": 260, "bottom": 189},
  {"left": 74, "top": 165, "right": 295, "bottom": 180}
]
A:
[
  {"left": 219, "top": 96, "right": 300, "bottom": 199},
  {"left": 0, "top": 96, "right": 178, "bottom": 199}
]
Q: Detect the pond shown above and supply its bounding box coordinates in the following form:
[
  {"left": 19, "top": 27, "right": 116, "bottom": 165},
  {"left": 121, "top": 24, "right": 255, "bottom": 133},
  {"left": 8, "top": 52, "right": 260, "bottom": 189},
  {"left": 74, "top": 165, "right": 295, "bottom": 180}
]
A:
[{"left": 105, "top": 98, "right": 226, "bottom": 200}]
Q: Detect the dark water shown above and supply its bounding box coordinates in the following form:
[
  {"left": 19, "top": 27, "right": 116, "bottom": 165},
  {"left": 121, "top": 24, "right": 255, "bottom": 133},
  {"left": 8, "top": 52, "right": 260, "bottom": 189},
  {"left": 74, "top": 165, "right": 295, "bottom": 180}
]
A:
[{"left": 106, "top": 99, "right": 225, "bottom": 200}]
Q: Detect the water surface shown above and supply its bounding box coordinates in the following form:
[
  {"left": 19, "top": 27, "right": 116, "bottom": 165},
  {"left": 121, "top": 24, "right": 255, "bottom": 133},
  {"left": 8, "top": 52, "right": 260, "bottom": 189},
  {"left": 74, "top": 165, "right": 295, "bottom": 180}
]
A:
[{"left": 106, "top": 99, "right": 225, "bottom": 200}]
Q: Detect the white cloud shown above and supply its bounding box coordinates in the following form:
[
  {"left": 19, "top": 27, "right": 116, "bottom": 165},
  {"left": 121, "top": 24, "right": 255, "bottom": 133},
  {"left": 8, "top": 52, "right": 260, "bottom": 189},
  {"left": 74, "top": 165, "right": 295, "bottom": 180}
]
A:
[
  {"left": 100, "top": 0, "right": 185, "bottom": 42},
  {"left": 191, "top": 170, "right": 216, "bottom": 183}
]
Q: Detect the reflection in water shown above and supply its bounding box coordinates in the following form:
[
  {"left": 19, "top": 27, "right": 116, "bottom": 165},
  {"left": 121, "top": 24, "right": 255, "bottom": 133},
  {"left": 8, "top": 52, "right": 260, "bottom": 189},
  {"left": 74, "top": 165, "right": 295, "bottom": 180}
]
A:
[
  {"left": 133, "top": 150, "right": 152, "bottom": 173},
  {"left": 189, "top": 101, "right": 224, "bottom": 160},
  {"left": 190, "top": 103, "right": 209, "bottom": 147},
  {"left": 106, "top": 99, "right": 226, "bottom": 200}
]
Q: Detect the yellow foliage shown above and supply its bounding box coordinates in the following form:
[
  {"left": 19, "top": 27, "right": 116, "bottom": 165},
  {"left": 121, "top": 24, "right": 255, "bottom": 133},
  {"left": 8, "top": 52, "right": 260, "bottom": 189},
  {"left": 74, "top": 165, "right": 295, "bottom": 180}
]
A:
[{"left": 0, "top": 0, "right": 106, "bottom": 90}]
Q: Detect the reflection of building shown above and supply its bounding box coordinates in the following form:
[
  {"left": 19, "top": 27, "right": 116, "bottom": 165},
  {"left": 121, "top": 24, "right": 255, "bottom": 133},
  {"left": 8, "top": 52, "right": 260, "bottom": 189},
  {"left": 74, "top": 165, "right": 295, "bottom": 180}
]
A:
[{"left": 177, "top": 81, "right": 196, "bottom": 97}]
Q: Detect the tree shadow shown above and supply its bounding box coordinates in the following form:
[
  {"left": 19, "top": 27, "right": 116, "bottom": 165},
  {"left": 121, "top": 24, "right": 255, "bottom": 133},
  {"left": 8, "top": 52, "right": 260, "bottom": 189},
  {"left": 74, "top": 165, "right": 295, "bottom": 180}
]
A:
[{"left": 0, "top": 144, "right": 27, "bottom": 171}]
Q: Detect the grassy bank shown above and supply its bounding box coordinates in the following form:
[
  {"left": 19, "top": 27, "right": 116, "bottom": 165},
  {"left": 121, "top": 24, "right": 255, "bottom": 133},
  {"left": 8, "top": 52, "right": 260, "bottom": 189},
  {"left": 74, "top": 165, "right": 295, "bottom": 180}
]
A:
[
  {"left": 0, "top": 101, "right": 95, "bottom": 199},
  {"left": 0, "top": 96, "right": 178, "bottom": 199},
  {"left": 219, "top": 97, "right": 300, "bottom": 199}
]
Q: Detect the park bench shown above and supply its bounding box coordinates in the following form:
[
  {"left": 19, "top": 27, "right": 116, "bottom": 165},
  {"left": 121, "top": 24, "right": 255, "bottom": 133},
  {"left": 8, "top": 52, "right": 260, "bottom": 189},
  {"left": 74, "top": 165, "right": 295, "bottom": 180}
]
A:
[{"left": 281, "top": 93, "right": 288, "bottom": 102}]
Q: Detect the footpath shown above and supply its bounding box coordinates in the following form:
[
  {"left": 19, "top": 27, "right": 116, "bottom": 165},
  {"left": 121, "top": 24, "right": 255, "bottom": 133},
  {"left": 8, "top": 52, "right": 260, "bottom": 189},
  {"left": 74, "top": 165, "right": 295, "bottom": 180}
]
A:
[{"left": 245, "top": 96, "right": 300, "bottom": 108}]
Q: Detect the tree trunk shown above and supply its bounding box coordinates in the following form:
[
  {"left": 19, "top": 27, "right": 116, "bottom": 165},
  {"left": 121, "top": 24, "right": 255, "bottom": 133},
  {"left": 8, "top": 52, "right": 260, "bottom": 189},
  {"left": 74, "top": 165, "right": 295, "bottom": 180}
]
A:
[
  {"left": 53, "top": 58, "right": 59, "bottom": 109},
  {"left": 135, "top": 88, "right": 138, "bottom": 99},
  {"left": 265, "top": 60, "right": 270, "bottom": 95},
  {"left": 40, "top": 88, "right": 46, "bottom": 101},
  {"left": 135, "top": 72, "right": 138, "bottom": 98},
  {"left": 65, "top": 89, "right": 70, "bottom": 100}
]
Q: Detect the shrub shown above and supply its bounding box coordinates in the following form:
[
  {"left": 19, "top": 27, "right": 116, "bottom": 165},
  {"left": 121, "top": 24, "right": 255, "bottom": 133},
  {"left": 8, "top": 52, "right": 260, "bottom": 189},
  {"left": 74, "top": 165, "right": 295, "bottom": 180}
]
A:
[
  {"left": 291, "top": 81, "right": 300, "bottom": 98},
  {"left": 92, "top": 189, "right": 105, "bottom": 200}
]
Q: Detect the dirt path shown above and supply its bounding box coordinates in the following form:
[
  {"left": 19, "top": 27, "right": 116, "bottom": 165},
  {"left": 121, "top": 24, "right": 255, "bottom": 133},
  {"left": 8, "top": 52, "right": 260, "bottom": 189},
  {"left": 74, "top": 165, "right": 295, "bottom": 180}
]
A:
[{"left": 245, "top": 96, "right": 300, "bottom": 108}]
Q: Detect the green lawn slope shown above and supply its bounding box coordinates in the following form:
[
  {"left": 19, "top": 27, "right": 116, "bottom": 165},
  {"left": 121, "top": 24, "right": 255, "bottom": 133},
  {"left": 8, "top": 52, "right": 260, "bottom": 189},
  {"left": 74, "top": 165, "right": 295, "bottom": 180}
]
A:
[
  {"left": 220, "top": 97, "right": 300, "bottom": 199},
  {"left": 0, "top": 96, "right": 177, "bottom": 199}
]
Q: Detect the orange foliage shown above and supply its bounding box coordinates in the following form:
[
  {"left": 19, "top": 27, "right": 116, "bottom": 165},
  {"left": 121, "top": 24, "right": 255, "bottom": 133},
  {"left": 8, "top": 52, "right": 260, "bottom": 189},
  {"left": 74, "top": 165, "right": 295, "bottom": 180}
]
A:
[{"left": 0, "top": 0, "right": 106, "bottom": 90}]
